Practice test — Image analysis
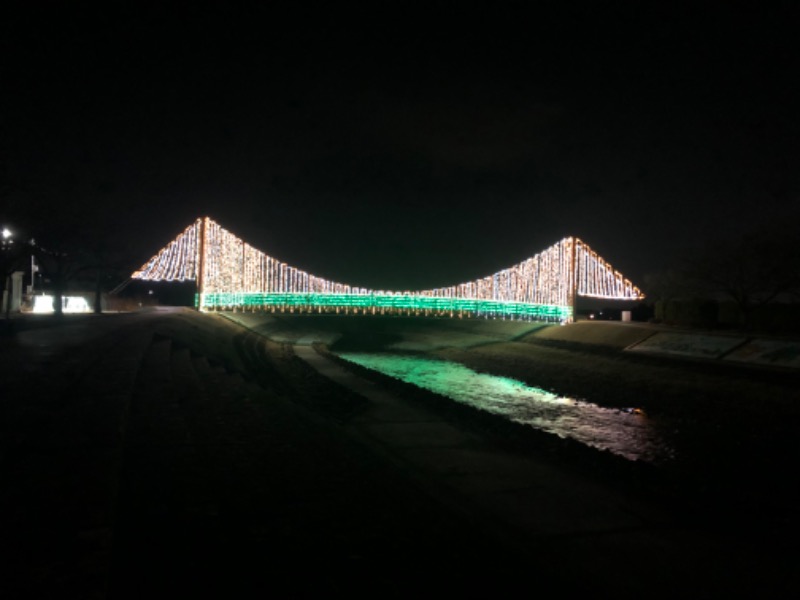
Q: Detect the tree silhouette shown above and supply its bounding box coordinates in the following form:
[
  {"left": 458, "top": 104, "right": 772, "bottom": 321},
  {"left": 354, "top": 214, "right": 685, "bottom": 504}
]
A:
[
  {"left": 34, "top": 223, "right": 129, "bottom": 315},
  {"left": 683, "top": 226, "right": 800, "bottom": 327}
]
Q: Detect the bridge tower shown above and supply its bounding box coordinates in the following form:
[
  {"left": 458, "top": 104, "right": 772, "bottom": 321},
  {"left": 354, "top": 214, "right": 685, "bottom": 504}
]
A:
[
  {"left": 569, "top": 235, "right": 578, "bottom": 322},
  {"left": 196, "top": 216, "right": 207, "bottom": 303}
]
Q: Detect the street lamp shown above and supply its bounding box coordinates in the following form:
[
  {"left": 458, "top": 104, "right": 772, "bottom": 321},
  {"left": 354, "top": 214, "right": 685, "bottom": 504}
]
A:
[{"left": 2, "top": 227, "right": 12, "bottom": 317}]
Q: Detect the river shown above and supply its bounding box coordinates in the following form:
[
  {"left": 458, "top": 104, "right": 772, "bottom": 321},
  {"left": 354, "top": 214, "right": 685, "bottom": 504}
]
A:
[{"left": 337, "top": 352, "right": 672, "bottom": 463}]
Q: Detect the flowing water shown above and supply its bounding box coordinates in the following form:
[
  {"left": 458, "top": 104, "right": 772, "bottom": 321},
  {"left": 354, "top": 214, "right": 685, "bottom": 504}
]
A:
[{"left": 337, "top": 352, "right": 672, "bottom": 463}]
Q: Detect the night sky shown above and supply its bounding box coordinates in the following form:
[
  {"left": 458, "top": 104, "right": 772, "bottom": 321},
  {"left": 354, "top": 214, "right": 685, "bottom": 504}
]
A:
[{"left": 4, "top": 2, "right": 799, "bottom": 292}]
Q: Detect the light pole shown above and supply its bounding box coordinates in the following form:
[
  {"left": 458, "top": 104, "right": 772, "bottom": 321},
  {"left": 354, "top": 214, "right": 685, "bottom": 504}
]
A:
[
  {"left": 2, "top": 227, "right": 12, "bottom": 318},
  {"left": 31, "top": 255, "right": 37, "bottom": 294}
]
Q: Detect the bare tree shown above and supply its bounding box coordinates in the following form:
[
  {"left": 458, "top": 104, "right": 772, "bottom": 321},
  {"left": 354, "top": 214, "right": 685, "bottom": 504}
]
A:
[{"left": 683, "top": 226, "right": 800, "bottom": 327}]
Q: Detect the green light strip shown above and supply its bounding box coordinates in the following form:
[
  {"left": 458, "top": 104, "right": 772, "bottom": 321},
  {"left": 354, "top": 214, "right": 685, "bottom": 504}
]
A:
[{"left": 197, "top": 292, "right": 572, "bottom": 321}]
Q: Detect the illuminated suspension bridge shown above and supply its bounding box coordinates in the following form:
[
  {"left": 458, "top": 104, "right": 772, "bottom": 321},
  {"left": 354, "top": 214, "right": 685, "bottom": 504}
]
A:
[{"left": 132, "top": 217, "right": 643, "bottom": 323}]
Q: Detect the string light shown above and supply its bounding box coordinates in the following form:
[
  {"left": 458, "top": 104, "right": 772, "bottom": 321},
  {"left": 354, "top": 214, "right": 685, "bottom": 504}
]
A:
[{"left": 132, "top": 217, "right": 644, "bottom": 323}]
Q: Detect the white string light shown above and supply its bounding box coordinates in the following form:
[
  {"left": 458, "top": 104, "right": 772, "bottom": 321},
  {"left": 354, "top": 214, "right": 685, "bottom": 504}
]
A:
[{"left": 132, "top": 217, "right": 644, "bottom": 318}]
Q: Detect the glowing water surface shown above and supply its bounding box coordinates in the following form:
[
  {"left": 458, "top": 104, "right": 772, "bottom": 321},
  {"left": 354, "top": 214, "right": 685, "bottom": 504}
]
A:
[{"left": 337, "top": 352, "right": 670, "bottom": 463}]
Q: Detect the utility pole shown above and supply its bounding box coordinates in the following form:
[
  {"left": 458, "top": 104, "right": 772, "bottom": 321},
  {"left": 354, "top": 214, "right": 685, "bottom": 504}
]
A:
[{"left": 31, "top": 255, "right": 37, "bottom": 294}]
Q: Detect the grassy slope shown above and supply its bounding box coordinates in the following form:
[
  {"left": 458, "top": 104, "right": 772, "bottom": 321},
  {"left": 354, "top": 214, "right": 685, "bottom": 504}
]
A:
[{"left": 528, "top": 321, "right": 654, "bottom": 348}]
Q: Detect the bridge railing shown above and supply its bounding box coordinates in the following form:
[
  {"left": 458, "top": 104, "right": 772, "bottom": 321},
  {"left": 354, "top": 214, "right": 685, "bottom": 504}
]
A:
[{"left": 198, "top": 292, "right": 572, "bottom": 322}]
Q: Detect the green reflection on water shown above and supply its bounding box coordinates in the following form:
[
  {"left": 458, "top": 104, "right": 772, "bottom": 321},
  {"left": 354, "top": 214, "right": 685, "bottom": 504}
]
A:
[{"left": 337, "top": 352, "right": 667, "bottom": 463}]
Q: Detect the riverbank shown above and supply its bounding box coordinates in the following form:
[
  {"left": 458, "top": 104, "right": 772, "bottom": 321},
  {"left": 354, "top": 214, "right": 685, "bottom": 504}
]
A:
[
  {"left": 224, "top": 312, "right": 800, "bottom": 539},
  {"left": 4, "top": 309, "right": 797, "bottom": 597}
]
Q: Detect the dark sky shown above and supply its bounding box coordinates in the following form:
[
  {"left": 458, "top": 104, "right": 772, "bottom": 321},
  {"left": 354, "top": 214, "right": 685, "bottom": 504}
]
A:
[{"left": 4, "top": 2, "right": 799, "bottom": 291}]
